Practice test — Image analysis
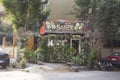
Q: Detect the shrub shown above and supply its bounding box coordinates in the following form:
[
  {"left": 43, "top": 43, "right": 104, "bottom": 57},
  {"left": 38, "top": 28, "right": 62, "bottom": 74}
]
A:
[
  {"left": 20, "top": 48, "right": 40, "bottom": 63},
  {"left": 20, "top": 58, "right": 26, "bottom": 69},
  {"left": 11, "top": 62, "right": 17, "bottom": 68},
  {"left": 87, "top": 48, "right": 98, "bottom": 68},
  {"left": 71, "top": 56, "right": 82, "bottom": 66}
]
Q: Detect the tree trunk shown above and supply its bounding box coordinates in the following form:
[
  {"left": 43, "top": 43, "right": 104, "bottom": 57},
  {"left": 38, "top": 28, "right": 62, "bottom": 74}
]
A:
[
  {"left": 110, "top": 39, "right": 113, "bottom": 54},
  {"left": 97, "top": 45, "right": 102, "bottom": 60}
]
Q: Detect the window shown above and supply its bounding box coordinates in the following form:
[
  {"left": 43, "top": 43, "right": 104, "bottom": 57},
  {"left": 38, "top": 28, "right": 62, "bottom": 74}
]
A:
[
  {"left": 104, "top": 40, "right": 120, "bottom": 48},
  {"left": 5, "top": 36, "right": 13, "bottom": 46}
]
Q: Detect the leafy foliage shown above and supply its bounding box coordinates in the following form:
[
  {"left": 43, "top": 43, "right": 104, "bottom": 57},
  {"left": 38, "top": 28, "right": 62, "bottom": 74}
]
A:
[
  {"left": 71, "top": 56, "right": 82, "bottom": 66},
  {"left": 3, "top": 0, "right": 49, "bottom": 32},
  {"left": 20, "top": 48, "right": 40, "bottom": 63},
  {"left": 87, "top": 48, "right": 98, "bottom": 68},
  {"left": 74, "top": 0, "right": 120, "bottom": 41},
  {"left": 74, "top": 0, "right": 120, "bottom": 55},
  {"left": 39, "top": 36, "right": 79, "bottom": 63},
  {"left": 74, "top": 0, "right": 99, "bottom": 21},
  {"left": 97, "top": 0, "right": 120, "bottom": 40},
  {"left": 0, "top": 23, "right": 13, "bottom": 34},
  {"left": 73, "top": 0, "right": 120, "bottom": 67}
]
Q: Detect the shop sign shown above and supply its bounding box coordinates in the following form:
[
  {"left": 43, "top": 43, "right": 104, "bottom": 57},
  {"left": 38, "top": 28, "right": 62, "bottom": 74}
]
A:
[{"left": 45, "top": 20, "right": 88, "bottom": 34}]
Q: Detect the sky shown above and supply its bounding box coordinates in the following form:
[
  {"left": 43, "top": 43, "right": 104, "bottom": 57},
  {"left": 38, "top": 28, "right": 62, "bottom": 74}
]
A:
[{"left": 0, "top": 0, "right": 4, "bottom": 12}]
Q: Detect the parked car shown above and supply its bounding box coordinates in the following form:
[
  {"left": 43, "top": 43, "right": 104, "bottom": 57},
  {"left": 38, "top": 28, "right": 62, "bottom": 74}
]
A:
[
  {"left": 0, "top": 51, "right": 10, "bottom": 69},
  {"left": 108, "top": 52, "right": 120, "bottom": 67}
]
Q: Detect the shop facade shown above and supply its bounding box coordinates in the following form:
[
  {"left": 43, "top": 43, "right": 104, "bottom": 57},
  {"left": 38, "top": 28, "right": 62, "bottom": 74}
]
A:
[{"left": 40, "top": 20, "right": 88, "bottom": 54}]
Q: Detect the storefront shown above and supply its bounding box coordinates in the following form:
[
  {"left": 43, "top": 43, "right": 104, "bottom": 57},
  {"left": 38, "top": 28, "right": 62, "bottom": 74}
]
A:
[{"left": 40, "top": 20, "right": 88, "bottom": 54}]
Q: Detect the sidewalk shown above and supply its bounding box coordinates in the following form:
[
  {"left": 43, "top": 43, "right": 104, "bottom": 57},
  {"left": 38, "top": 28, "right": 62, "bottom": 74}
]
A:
[{"left": 24, "top": 62, "right": 72, "bottom": 72}]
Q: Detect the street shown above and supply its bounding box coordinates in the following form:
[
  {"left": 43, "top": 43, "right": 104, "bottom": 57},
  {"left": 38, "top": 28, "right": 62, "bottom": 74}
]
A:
[
  {"left": 0, "top": 64, "right": 120, "bottom": 80},
  {"left": 43, "top": 71, "right": 120, "bottom": 80}
]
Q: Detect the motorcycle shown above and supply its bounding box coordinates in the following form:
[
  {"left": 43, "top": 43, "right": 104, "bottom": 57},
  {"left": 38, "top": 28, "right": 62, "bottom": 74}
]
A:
[{"left": 97, "top": 59, "right": 113, "bottom": 71}]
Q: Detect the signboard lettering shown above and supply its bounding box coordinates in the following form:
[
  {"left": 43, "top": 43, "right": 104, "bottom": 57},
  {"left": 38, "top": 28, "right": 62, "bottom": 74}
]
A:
[{"left": 45, "top": 20, "right": 88, "bottom": 34}]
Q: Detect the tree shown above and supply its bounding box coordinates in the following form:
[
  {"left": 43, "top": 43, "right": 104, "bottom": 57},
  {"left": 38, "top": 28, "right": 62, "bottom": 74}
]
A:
[
  {"left": 75, "top": 0, "right": 103, "bottom": 67},
  {"left": 74, "top": 0, "right": 120, "bottom": 53},
  {"left": 3, "top": 0, "right": 49, "bottom": 32},
  {"left": 73, "top": 0, "right": 100, "bottom": 29},
  {"left": 2, "top": 0, "right": 49, "bottom": 50},
  {"left": 74, "top": 0, "right": 102, "bottom": 57},
  {"left": 96, "top": 0, "right": 120, "bottom": 52},
  {"left": 0, "top": 0, "right": 13, "bottom": 34},
  {"left": 73, "top": 0, "right": 120, "bottom": 69}
]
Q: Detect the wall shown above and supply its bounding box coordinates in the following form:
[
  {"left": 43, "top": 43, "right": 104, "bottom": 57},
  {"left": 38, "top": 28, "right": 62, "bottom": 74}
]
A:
[
  {"left": 102, "top": 48, "right": 120, "bottom": 58},
  {"left": 0, "top": 47, "right": 18, "bottom": 63}
]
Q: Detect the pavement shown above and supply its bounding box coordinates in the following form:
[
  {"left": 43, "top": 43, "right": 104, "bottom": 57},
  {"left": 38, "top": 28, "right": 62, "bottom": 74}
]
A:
[
  {"left": 24, "top": 63, "right": 72, "bottom": 72},
  {"left": 0, "top": 63, "right": 119, "bottom": 80},
  {"left": 0, "top": 71, "right": 46, "bottom": 80},
  {"left": 0, "top": 63, "right": 70, "bottom": 80}
]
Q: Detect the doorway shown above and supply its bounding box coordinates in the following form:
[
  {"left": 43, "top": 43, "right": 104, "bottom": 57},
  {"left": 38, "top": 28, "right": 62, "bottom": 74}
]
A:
[{"left": 72, "top": 40, "right": 79, "bottom": 55}]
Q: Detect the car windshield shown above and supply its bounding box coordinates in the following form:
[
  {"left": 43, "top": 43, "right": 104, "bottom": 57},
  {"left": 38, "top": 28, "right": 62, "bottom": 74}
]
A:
[{"left": 112, "top": 52, "right": 120, "bottom": 56}]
